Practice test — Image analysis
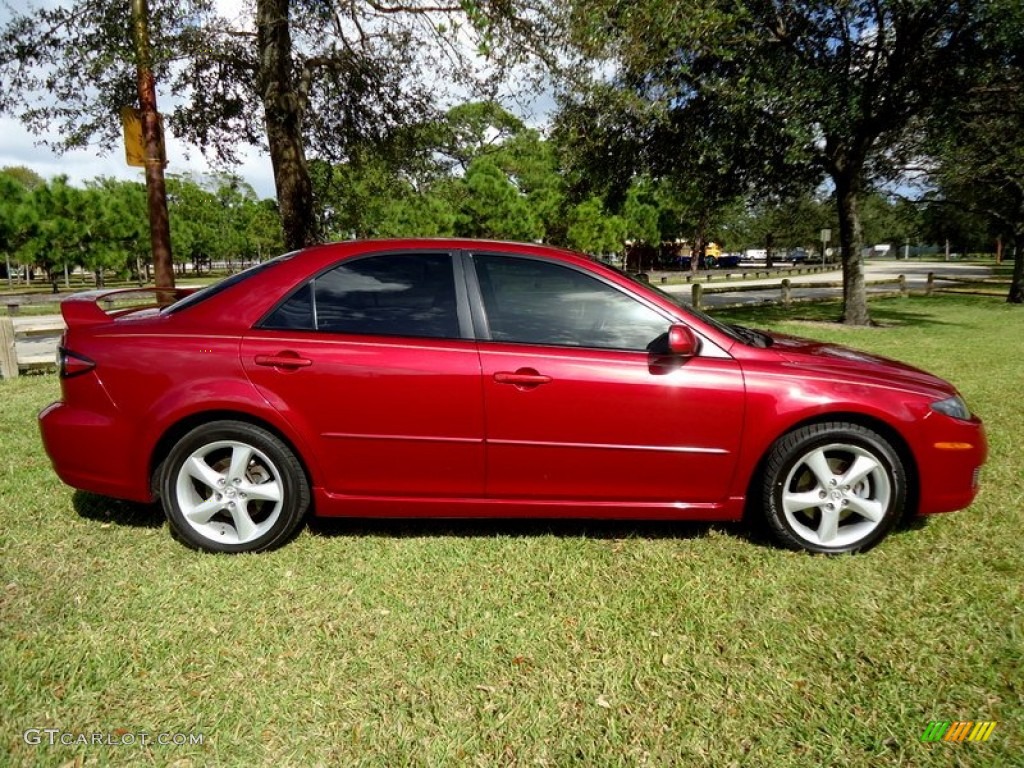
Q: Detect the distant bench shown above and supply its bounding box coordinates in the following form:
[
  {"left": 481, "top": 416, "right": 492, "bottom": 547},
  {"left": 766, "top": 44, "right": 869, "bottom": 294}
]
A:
[{"left": 0, "top": 315, "right": 65, "bottom": 378}]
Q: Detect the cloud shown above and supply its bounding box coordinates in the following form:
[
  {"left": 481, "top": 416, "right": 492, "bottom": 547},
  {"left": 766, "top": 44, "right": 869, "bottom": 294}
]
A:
[{"left": 0, "top": 116, "right": 278, "bottom": 198}]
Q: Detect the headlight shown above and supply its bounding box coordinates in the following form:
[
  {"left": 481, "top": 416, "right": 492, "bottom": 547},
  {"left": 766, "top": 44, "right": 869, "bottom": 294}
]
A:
[{"left": 931, "top": 396, "right": 971, "bottom": 421}]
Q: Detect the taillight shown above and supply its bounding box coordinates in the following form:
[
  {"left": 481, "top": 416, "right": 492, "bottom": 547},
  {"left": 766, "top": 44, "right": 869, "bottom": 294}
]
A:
[{"left": 58, "top": 347, "right": 96, "bottom": 378}]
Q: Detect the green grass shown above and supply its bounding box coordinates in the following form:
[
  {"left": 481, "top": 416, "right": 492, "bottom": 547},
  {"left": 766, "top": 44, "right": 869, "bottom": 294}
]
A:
[{"left": 1, "top": 295, "right": 1022, "bottom": 766}]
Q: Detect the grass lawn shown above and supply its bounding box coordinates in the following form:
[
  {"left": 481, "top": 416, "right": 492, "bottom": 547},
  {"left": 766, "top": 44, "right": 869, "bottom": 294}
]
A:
[{"left": 1, "top": 295, "right": 1021, "bottom": 766}]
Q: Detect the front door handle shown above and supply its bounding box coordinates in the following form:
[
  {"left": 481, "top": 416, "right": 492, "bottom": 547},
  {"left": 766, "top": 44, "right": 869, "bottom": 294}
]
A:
[
  {"left": 494, "top": 368, "right": 551, "bottom": 388},
  {"left": 254, "top": 352, "right": 312, "bottom": 370}
]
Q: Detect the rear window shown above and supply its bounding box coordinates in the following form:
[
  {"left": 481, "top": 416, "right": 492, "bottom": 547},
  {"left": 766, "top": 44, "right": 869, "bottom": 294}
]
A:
[{"left": 163, "top": 254, "right": 294, "bottom": 315}]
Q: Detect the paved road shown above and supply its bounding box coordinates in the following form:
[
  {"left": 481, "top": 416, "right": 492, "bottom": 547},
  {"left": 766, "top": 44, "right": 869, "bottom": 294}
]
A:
[{"left": 10, "top": 261, "right": 995, "bottom": 368}]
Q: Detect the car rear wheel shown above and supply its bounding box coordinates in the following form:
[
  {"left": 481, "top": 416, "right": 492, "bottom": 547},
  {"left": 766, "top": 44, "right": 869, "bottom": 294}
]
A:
[
  {"left": 160, "top": 421, "right": 310, "bottom": 553},
  {"left": 762, "top": 422, "right": 906, "bottom": 554}
]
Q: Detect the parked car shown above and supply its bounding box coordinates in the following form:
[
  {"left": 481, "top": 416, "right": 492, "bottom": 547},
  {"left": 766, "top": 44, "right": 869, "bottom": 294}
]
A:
[
  {"left": 677, "top": 252, "right": 741, "bottom": 270},
  {"left": 707, "top": 252, "right": 742, "bottom": 269},
  {"left": 40, "top": 239, "right": 986, "bottom": 554}
]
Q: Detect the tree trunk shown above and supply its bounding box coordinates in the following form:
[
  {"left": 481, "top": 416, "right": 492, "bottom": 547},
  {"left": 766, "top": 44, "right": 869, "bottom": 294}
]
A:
[
  {"left": 132, "top": 0, "right": 174, "bottom": 291},
  {"left": 257, "top": 0, "right": 319, "bottom": 251},
  {"left": 1009, "top": 231, "right": 1024, "bottom": 304},
  {"left": 835, "top": 174, "right": 870, "bottom": 325}
]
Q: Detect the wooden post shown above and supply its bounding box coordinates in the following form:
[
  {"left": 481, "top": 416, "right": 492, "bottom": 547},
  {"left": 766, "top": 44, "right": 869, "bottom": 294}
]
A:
[
  {"left": 692, "top": 283, "right": 703, "bottom": 310},
  {"left": 0, "top": 316, "right": 17, "bottom": 379},
  {"left": 781, "top": 278, "right": 792, "bottom": 306},
  {"left": 899, "top": 274, "right": 908, "bottom": 298},
  {"left": 926, "top": 272, "right": 934, "bottom": 296}
]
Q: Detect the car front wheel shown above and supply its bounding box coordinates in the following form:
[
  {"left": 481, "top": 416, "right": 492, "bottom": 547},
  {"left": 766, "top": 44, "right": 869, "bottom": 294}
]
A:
[
  {"left": 762, "top": 422, "right": 907, "bottom": 554},
  {"left": 159, "top": 420, "right": 310, "bottom": 553}
]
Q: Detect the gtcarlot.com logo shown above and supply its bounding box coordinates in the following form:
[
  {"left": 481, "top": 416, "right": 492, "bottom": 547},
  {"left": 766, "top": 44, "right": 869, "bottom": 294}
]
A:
[
  {"left": 23, "top": 729, "right": 204, "bottom": 747},
  {"left": 921, "top": 721, "right": 997, "bottom": 743}
]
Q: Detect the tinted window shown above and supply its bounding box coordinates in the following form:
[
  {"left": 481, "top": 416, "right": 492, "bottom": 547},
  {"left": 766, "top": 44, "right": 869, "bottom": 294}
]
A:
[
  {"left": 263, "top": 253, "right": 459, "bottom": 339},
  {"left": 473, "top": 254, "right": 669, "bottom": 351}
]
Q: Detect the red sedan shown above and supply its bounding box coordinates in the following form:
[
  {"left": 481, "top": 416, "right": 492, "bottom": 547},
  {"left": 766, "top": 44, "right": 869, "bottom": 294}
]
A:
[{"left": 39, "top": 240, "right": 986, "bottom": 554}]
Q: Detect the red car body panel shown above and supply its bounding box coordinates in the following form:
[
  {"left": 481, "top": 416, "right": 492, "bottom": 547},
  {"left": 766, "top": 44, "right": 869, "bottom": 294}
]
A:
[
  {"left": 477, "top": 343, "right": 745, "bottom": 503},
  {"left": 241, "top": 332, "right": 486, "bottom": 498},
  {"left": 39, "top": 239, "right": 986, "bottom": 527}
]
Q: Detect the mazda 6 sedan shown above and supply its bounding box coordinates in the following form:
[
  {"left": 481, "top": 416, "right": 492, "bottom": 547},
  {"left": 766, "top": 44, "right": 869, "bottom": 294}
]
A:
[{"left": 39, "top": 239, "right": 986, "bottom": 554}]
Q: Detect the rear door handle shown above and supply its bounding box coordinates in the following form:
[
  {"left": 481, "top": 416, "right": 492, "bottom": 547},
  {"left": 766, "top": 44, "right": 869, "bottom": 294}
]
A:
[
  {"left": 494, "top": 368, "right": 551, "bottom": 388},
  {"left": 254, "top": 353, "right": 312, "bottom": 369}
]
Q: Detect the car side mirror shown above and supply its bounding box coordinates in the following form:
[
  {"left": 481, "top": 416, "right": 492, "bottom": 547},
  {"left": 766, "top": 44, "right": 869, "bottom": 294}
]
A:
[{"left": 668, "top": 324, "right": 699, "bottom": 357}]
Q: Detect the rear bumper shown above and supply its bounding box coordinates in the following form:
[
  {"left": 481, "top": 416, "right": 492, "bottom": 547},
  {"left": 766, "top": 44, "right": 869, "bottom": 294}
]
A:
[{"left": 39, "top": 401, "right": 154, "bottom": 503}]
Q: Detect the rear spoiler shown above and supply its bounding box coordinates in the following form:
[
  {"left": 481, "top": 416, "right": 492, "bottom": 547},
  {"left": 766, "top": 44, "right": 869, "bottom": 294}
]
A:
[{"left": 60, "top": 287, "right": 199, "bottom": 328}]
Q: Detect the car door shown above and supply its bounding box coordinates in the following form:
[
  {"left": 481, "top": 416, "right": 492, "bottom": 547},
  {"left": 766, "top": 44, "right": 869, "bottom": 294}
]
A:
[
  {"left": 469, "top": 251, "right": 745, "bottom": 507},
  {"left": 241, "top": 250, "right": 485, "bottom": 499}
]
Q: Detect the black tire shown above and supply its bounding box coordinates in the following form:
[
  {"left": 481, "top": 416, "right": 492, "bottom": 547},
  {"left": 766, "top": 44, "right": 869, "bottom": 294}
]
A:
[
  {"left": 159, "top": 420, "right": 310, "bottom": 553},
  {"left": 762, "top": 422, "right": 906, "bottom": 554}
]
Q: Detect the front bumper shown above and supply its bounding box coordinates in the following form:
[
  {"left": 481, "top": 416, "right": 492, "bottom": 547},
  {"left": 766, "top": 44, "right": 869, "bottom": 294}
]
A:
[{"left": 913, "top": 413, "right": 987, "bottom": 515}]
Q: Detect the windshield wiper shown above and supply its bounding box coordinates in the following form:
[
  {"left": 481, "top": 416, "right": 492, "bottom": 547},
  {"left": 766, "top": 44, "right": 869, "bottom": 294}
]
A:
[{"left": 731, "top": 324, "right": 771, "bottom": 348}]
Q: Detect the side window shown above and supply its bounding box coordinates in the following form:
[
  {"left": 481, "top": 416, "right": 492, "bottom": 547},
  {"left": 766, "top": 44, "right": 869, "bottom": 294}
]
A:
[
  {"left": 473, "top": 254, "right": 670, "bottom": 351},
  {"left": 262, "top": 253, "right": 459, "bottom": 339}
]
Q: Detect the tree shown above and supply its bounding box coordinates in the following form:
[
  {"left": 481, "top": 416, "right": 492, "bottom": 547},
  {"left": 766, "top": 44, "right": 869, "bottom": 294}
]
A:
[
  {"left": 622, "top": 178, "right": 661, "bottom": 247},
  {"left": 83, "top": 179, "right": 152, "bottom": 282},
  {"left": 727, "top": 193, "right": 835, "bottom": 265},
  {"left": 921, "top": 0, "right": 1024, "bottom": 302},
  {"left": 21, "top": 177, "right": 90, "bottom": 289},
  {"left": 566, "top": 196, "right": 626, "bottom": 256},
  {"left": 1, "top": 1, "right": 557, "bottom": 252},
  {"left": 306, "top": 102, "right": 567, "bottom": 243},
  {"left": 457, "top": 158, "right": 543, "bottom": 241},
  {"left": 565, "top": 0, "right": 991, "bottom": 324},
  {"left": 0, "top": 171, "right": 33, "bottom": 286}
]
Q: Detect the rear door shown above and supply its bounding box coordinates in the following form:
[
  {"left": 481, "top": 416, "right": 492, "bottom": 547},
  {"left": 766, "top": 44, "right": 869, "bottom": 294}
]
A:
[{"left": 241, "top": 250, "right": 484, "bottom": 499}]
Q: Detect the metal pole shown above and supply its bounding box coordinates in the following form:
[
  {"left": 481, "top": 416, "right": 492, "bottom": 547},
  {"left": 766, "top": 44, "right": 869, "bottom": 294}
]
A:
[{"left": 131, "top": 0, "right": 174, "bottom": 292}]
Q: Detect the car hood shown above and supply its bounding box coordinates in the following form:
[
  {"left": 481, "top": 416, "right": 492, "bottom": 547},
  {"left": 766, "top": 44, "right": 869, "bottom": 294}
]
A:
[{"left": 763, "top": 331, "right": 957, "bottom": 398}]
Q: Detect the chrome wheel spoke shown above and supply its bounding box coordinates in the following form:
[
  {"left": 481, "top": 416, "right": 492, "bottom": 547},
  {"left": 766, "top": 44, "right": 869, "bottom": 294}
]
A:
[
  {"left": 839, "top": 454, "right": 879, "bottom": 489},
  {"left": 817, "top": 506, "right": 840, "bottom": 543},
  {"left": 244, "top": 480, "right": 282, "bottom": 503},
  {"left": 228, "top": 444, "right": 255, "bottom": 483},
  {"left": 803, "top": 449, "right": 837, "bottom": 488},
  {"left": 229, "top": 504, "right": 260, "bottom": 542},
  {"left": 185, "top": 456, "right": 224, "bottom": 491},
  {"left": 782, "top": 490, "right": 824, "bottom": 515},
  {"left": 846, "top": 495, "right": 885, "bottom": 522},
  {"left": 184, "top": 497, "right": 224, "bottom": 524}
]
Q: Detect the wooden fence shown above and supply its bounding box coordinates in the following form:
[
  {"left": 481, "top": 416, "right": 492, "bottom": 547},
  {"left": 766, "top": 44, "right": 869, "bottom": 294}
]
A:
[
  {"left": 0, "top": 315, "right": 64, "bottom": 379},
  {"left": 687, "top": 271, "right": 973, "bottom": 309}
]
